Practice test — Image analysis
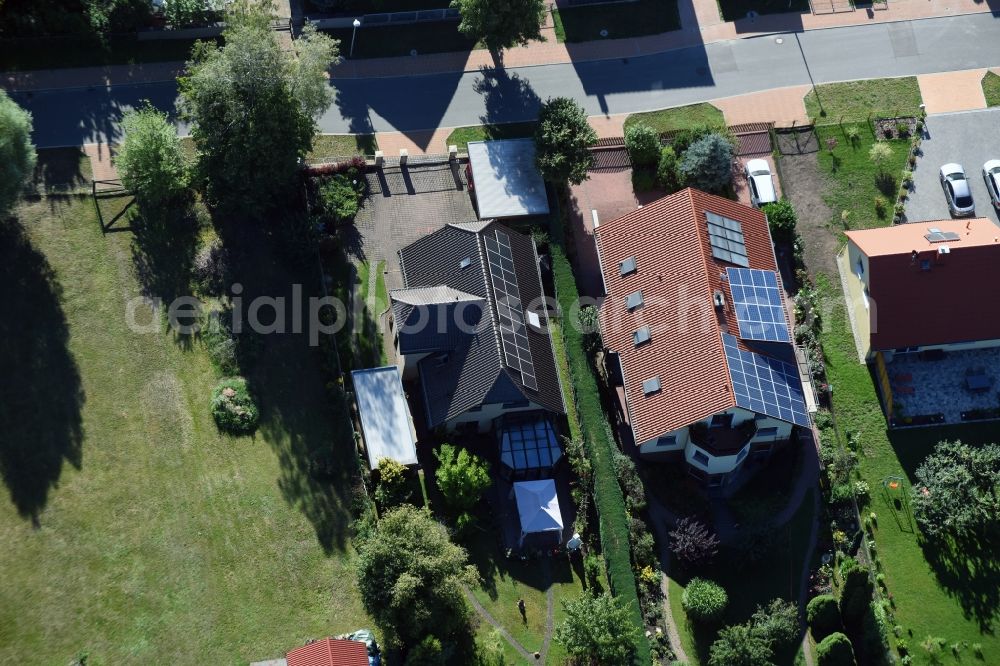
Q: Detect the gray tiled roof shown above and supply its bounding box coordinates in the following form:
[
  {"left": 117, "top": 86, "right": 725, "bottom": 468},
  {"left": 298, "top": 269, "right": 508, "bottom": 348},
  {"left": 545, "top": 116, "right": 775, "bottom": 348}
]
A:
[{"left": 395, "top": 221, "right": 565, "bottom": 427}]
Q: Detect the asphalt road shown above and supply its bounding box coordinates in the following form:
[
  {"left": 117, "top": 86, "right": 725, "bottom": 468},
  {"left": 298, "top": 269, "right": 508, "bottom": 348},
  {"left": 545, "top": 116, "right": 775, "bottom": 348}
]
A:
[
  {"left": 906, "top": 107, "right": 1000, "bottom": 225},
  {"left": 12, "top": 12, "right": 1000, "bottom": 148}
]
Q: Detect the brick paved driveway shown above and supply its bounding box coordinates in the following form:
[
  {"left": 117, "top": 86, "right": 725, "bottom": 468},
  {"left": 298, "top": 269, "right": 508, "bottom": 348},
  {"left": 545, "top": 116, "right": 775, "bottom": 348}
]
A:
[{"left": 352, "top": 158, "right": 477, "bottom": 290}]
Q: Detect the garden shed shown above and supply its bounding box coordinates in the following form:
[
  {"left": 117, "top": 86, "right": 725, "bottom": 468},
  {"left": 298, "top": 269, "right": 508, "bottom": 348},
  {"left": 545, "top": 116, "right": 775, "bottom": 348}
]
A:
[
  {"left": 351, "top": 366, "right": 418, "bottom": 470},
  {"left": 467, "top": 139, "right": 550, "bottom": 219}
]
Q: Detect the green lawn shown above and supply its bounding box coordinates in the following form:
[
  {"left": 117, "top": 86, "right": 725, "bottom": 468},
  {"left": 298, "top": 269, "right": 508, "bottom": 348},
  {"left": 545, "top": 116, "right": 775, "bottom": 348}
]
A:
[
  {"left": 817, "top": 274, "right": 1000, "bottom": 665},
  {"left": 805, "top": 77, "right": 923, "bottom": 122},
  {"left": 0, "top": 35, "right": 210, "bottom": 71},
  {"left": 815, "top": 124, "right": 910, "bottom": 230},
  {"left": 669, "top": 487, "right": 815, "bottom": 665},
  {"left": 0, "top": 167, "right": 367, "bottom": 663},
  {"left": 623, "top": 103, "right": 726, "bottom": 134},
  {"left": 552, "top": 0, "right": 681, "bottom": 43},
  {"left": 445, "top": 122, "right": 537, "bottom": 153},
  {"left": 311, "top": 134, "right": 378, "bottom": 159},
  {"left": 717, "top": 0, "right": 810, "bottom": 21},
  {"left": 323, "top": 22, "right": 478, "bottom": 59},
  {"left": 983, "top": 71, "right": 1000, "bottom": 107}
]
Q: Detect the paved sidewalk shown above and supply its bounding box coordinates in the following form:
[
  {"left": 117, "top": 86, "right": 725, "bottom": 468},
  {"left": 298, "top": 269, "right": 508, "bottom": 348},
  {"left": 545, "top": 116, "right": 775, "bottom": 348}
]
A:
[
  {"left": 83, "top": 143, "right": 118, "bottom": 182},
  {"left": 5, "top": 0, "right": 996, "bottom": 92},
  {"left": 917, "top": 69, "right": 989, "bottom": 114}
]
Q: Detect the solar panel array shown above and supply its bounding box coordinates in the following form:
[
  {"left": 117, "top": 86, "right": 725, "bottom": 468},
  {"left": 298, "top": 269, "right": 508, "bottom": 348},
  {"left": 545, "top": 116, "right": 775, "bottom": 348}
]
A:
[
  {"left": 726, "top": 268, "right": 791, "bottom": 343},
  {"left": 722, "top": 334, "right": 810, "bottom": 427},
  {"left": 485, "top": 230, "right": 538, "bottom": 391},
  {"left": 706, "top": 211, "right": 749, "bottom": 267}
]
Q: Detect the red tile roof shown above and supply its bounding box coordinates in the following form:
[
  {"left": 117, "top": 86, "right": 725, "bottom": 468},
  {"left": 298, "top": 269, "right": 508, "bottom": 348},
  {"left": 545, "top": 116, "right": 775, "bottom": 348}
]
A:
[
  {"left": 846, "top": 218, "right": 1000, "bottom": 350},
  {"left": 594, "top": 188, "right": 783, "bottom": 444},
  {"left": 286, "top": 638, "right": 369, "bottom": 666}
]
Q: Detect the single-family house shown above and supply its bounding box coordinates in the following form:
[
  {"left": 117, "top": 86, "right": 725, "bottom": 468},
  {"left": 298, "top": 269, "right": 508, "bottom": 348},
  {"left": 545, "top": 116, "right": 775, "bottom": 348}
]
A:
[
  {"left": 594, "top": 188, "right": 812, "bottom": 486},
  {"left": 390, "top": 220, "right": 565, "bottom": 433}
]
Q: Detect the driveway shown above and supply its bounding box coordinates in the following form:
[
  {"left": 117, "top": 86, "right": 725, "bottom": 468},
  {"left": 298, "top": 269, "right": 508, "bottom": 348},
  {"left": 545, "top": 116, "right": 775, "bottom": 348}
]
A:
[{"left": 906, "top": 108, "right": 1000, "bottom": 226}]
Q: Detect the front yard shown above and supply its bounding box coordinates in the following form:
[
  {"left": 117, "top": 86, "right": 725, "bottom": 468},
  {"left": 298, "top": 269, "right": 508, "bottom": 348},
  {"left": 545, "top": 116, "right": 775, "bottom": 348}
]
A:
[{"left": 0, "top": 155, "right": 367, "bottom": 664}]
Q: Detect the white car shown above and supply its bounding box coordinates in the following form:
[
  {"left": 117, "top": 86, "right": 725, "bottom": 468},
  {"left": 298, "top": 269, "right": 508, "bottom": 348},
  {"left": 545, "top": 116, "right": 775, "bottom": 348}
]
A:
[
  {"left": 940, "top": 163, "right": 975, "bottom": 217},
  {"left": 983, "top": 160, "right": 1000, "bottom": 208},
  {"left": 744, "top": 159, "right": 777, "bottom": 208}
]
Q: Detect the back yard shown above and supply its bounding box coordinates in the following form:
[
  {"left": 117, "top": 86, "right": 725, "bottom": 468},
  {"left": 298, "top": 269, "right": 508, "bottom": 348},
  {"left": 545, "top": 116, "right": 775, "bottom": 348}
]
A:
[{"left": 0, "top": 153, "right": 367, "bottom": 664}]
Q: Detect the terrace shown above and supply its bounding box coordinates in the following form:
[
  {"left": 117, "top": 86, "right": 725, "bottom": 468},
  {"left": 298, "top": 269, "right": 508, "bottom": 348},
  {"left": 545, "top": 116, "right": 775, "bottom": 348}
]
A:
[{"left": 884, "top": 347, "right": 1000, "bottom": 426}]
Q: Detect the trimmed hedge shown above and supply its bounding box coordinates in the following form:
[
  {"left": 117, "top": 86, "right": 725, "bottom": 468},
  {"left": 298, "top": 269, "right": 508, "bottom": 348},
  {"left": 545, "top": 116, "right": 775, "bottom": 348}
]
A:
[
  {"left": 550, "top": 210, "right": 649, "bottom": 665},
  {"left": 807, "top": 594, "right": 843, "bottom": 641},
  {"left": 816, "top": 632, "right": 857, "bottom": 666}
]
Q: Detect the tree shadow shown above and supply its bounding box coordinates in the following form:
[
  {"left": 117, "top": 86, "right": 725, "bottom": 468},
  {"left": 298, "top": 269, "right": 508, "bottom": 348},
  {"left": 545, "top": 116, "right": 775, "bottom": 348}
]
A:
[
  {"left": 217, "top": 220, "right": 356, "bottom": 553},
  {"left": 0, "top": 218, "right": 85, "bottom": 524},
  {"left": 473, "top": 66, "right": 542, "bottom": 128},
  {"left": 130, "top": 207, "right": 200, "bottom": 307},
  {"left": 919, "top": 530, "right": 1000, "bottom": 632}
]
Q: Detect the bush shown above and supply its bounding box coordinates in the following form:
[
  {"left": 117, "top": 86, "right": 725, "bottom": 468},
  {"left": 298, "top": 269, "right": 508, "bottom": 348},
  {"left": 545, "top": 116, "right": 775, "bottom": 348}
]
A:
[
  {"left": 625, "top": 123, "right": 661, "bottom": 168},
  {"left": 817, "top": 632, "right": 857, "bottom": 666},
  {"left": 115, "top": 104, "right": 189, "bottom": 210},
  {"left": 670, "top": 516, "right": 720, "bottom": 568},
  {"left": 433, "top": 443, "right": 490, "bottom": 514},
  {"left": 761, "top": 199, "right": 797, "bottom": 243},
  {"left": 632, "top": 168, "right": 656, "bottom": 192},
  {"left": 874, "top": 196, "right": 888, "bottom": 218},
  {"left": 669, "top": 126, "right": 719, "bottom": 155},
  {"left": 375, "top": 457, "right": 411, "bottom": 509},
  {"left": 807, "top": 594, "right": 842, "bottom": 640},
  {"left": 0, "top": 90, "right": 37, "bottom": 215},
  {"left": 210, "top": 377, "right": 259, "bottom": 434},
  {"left": 678, "top": 133, "right": 734, "bottom": 193},
  {"left": 682, "top": 578, "right": 728, "bottom": 623},
  {"left": 319, "top": 173, "right": 364, "bottom": 223},
  {"left": 534, "top": 97, "right": 597, "bottom": 184},
  {"left": 839, "top": 558, "right": 873, "bottom": 627},
  {"left": 192, "top": 238, "right": 229, "bottom": 295},
  {"left": 751, "top": 598, "right": 801, "bottom": 648},
  {"left": 656, "top": 145, "right": 680, "bottom": 192}
]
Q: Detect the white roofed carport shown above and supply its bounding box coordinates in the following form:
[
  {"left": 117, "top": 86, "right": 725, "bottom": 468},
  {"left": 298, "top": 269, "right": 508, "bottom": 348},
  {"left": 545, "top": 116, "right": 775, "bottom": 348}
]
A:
[
  {"left": 513, "top": 479, "right": 563, "bottom": 546},
  {"left": 351, "top": 366, "right": 418, "bottom": 469},
  {"left": 467, "top": 139, "right": 550, "bottom": 219}
]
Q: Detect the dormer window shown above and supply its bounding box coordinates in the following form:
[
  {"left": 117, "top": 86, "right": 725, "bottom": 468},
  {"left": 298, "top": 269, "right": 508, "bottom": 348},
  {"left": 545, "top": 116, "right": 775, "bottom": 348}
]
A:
[
  {"left": 626, "top": 290, "right": 644, "bottom": 310},
  {"left": 642, "top": 376, "right": 661, "bottom": 395},
  {"left": 619, "top": 256, "right": 637, "bottom": 276},
  {"left": 633, "top": 326, "right": 651, "bottom": 347}
]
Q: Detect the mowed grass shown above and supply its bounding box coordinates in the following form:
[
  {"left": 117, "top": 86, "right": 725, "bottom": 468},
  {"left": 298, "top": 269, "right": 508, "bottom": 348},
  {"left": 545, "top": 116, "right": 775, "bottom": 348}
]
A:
[
  {"left": 623, "top": 103, "right": 726, "bottom": 134},
  {"left": 445, "top": 122, "right": 537, "bottom": 153},
  {"left": 669, "top": 487, "right": 816, "bottom": 665},
  {"left": 804, "top": 77, "right": 922, "bottom": 122},
  {"left": 816, "top": 273, "right": 1000, "bottom": 665},
  {"left": 982, "top": 71, "right": 1000, "bottom": 107},
  {"left": 815, "top": 124, "right": 910, "bottom": 230},
  {"left": 553, "top": 0, "right": 681, "bottom": 43},
  {"left": 310, "top": 134, "right": 378, "bottom": 159},
  {"left": 0, "top": 187, "right": 368, "bottom": 663}
]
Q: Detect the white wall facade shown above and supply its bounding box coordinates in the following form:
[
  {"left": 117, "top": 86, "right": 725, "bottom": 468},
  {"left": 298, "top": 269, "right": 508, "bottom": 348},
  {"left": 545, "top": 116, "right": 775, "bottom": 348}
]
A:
[{"left": 446, "top": 401, "right": 544, "bottom": 433}]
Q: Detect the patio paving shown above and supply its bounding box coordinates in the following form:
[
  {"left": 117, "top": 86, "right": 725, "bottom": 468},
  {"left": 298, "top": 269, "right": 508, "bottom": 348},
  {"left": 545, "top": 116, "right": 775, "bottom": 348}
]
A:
[{"left": 885, "top": 347, "right": 1000, "bottom": 424}]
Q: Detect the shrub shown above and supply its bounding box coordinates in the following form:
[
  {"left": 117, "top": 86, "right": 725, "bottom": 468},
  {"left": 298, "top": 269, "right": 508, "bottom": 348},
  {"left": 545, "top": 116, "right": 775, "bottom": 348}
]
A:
[
  {"left": 375, "top": 457, "right": 411, "bottom": 509},
  {"left": 677, "top": 133, "right": 734, "bottom": 193},
  {"left": 210, "top": 377, "right": 259, "bottom": 434},
  {"left": 750, "top": 598, "right": 800, "bottom": 648},
  {"left": 534, "top": 97, "right": 597, "bottom": 184},
  {"left": 682, "top": 578, "right": 728, "bottom": 623},
  {"left": 761, "top": 199, "right": 797, "bottom": 243},
  {"left": 669, "top": 126, "right": 720, "bottom": 155},
  {"left": 670, "top": 516, "right": 720, "bottom": 568},
  {"left": 656, "top": 145, "right": 680, "bottom": 192},
  {"left": 192, "top": 238, "right": 229, "bottom": 295},
  {"left": 433, "top": 443, "right": 490, "bottom": 514},
  {"left": 632, "top": 168, "right": 656, "bottom": 192},
  {"left": 874, "top": 195, "right": 888, "bottom": 218},
  {"left": 115, "top": 104, "right": 189, "bottom": 210},
  {"left": 404, "top": 635, "right": 444, "bottom": 666},
  {"left": 708, "top": 623, "right": 774, "bottom": 666},
  {"left": 319, "top": 173, "right": 364, "bottom": 223},
  {"left": 624, "top": 123, "right": 661, "bottom": 168},
  {"left": 839, "top": 558, "right": 873, "bottom": 626},
  {"left": 0, "top": 90, "right": 36, "bottom": 216},
  {"left": 845, "top": 126, "right": 860, "bottom": 146},
  {"left": 817, "top": 632, "right": 857, "bottom": 666},
  {"left": 807, "top": 594, "right": 842, "bottom": 640}
]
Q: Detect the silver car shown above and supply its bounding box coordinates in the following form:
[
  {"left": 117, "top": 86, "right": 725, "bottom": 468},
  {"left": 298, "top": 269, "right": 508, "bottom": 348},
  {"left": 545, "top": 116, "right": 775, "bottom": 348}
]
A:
[
  {"left": 940, "top": 163, "right": 975, "bottom": 217},
  {"left": 983, "top": 160, "right": 1000, "bottom": 209},
  {"left": 744, "top": 159, "right": 777, "bottom": 208}
]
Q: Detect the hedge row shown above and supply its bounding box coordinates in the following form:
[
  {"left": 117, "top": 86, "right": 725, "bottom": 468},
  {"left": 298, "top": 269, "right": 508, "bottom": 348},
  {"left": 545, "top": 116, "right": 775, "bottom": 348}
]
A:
[{"left": 550, "top": 238, "right": 650, "bottom": 665}]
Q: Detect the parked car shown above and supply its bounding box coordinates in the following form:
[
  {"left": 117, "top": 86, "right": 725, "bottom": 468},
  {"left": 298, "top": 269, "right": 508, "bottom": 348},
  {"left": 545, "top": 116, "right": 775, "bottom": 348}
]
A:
[
  {"left": 744, "top": 159, "right": 777, "bottom": 208},
  {"left": 983, "top": 160, "right": 1000, "bottom": 208},
  {"left": 940, "top": 163, "right": 975, "bottom": 216}
]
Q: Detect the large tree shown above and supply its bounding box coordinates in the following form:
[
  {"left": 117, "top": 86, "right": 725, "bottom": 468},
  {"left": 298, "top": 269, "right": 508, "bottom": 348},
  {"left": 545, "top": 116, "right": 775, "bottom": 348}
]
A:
[
  {"left": 356, "top": 505, "right": 478, "bottom": 647},
  {"left": 115, "top": 105, "right": 188, "bottom": 210},
  {"left": 0, "top": 90, "right": 37, "bottom": 217},
  {"left": 534, "top": 97, "right": 597, "bottom": 185},
  {"left": 177, "top": 1, "right": 338, "bottom": 216},
  {"left": 677, "top": 132, "right": 734, "bottom": 193},
  {"left": 911, "top": 439, "right": 1000, "bottom": 538},
  {"left": 554, "top": 592, "right": 640, "bottom": 665},
  {"left": 452, "top": 0, "right": 546, "bottom": 60}
]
